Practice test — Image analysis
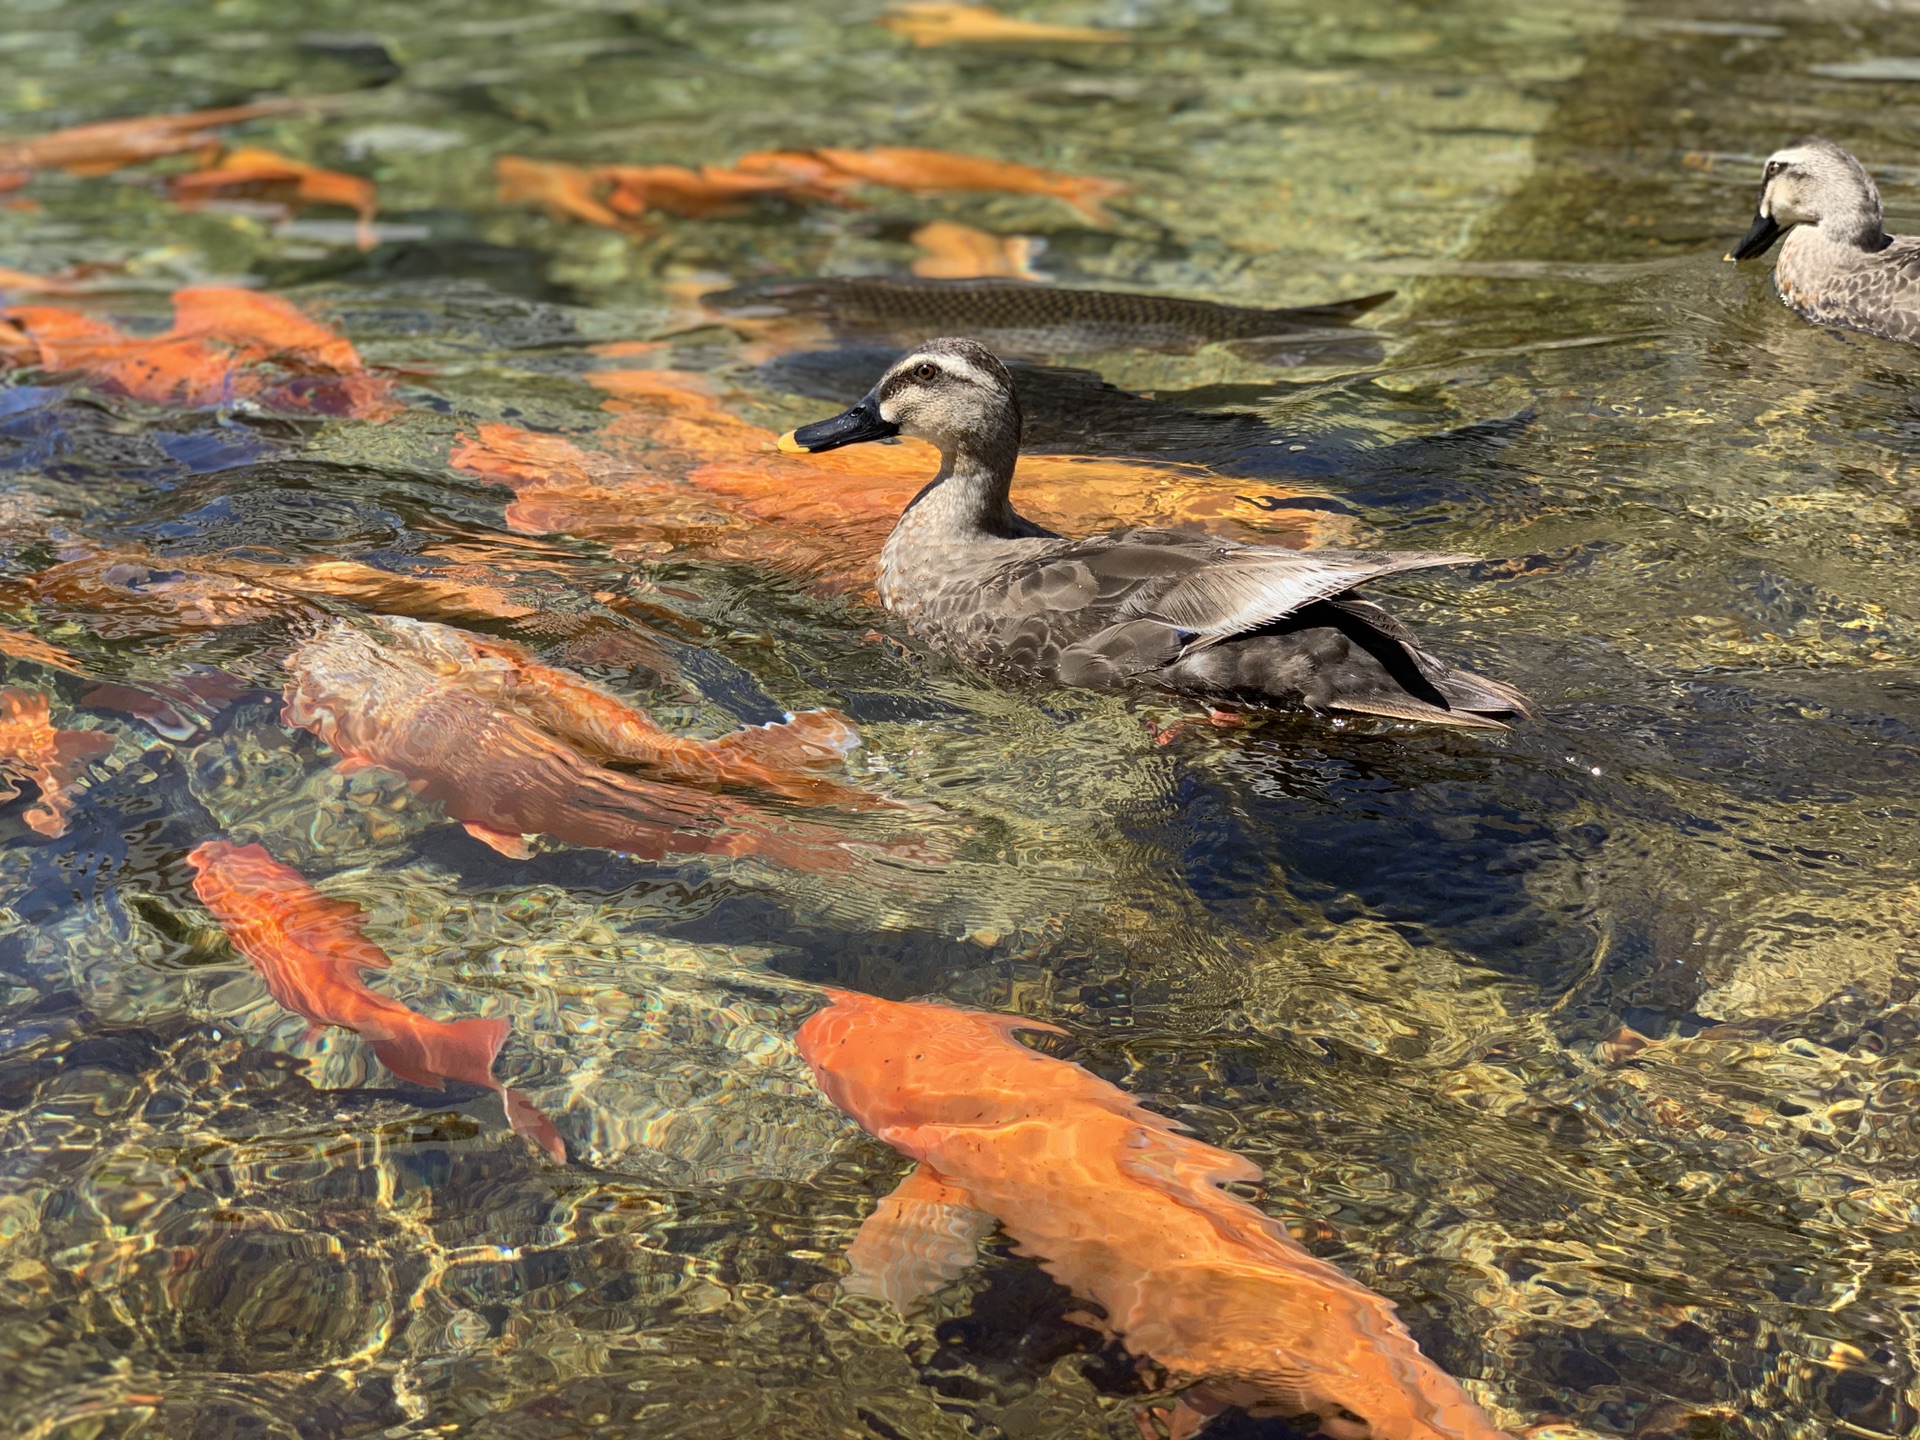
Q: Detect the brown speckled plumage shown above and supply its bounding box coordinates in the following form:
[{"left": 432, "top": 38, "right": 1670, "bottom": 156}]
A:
[
  {"left": 1733, "top": 137, "right": 1920, "bottom": 345},
  {"left": 791, "top": 339, "right": 1529, "bottom": 730}
]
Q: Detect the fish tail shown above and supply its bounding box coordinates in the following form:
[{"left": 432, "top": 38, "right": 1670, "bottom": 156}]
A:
[
  {"left": 711, "top": 708, "right": 861, "bottom": 774},
  {"left": 1060, "top": 177, "right": 1128, "bottom": 226},
  {"left": 368, "top": 1014, "right": 510, "bottom": 1091}
]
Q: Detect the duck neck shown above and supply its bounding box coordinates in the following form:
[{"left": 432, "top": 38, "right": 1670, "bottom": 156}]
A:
[
  {"left": 1818, "top": 183, "right": 1889, "bottom": 252},
  {"left": 900, "top": 433, "right": 1024, "bottom": 541}
]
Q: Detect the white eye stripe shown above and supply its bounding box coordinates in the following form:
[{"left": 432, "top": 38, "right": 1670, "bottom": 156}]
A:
[{"left": 935, "top": 356, "right": 995, "bottom": 389}]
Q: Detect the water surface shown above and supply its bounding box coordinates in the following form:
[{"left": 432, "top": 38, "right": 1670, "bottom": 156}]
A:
[{"left": 2, "top": 2, "right": 1918, "bottom": 1436}]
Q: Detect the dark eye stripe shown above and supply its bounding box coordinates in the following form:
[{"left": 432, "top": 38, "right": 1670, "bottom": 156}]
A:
[{"left": 888, "top": 360, "right": 981, "bottom": 390}]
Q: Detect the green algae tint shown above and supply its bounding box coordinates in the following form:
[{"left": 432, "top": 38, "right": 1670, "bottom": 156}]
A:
[{"left": 0, "top": 0, "right": 1918, "bottom": 1436}]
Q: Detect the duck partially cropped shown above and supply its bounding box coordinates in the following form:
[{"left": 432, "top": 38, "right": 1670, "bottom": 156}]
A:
[
  {"left": 1728, "top": 137, "right": 1920, "bottom": 344},
  {"left": 778, "top": 338, "right": 1529, "bottom": 730}
]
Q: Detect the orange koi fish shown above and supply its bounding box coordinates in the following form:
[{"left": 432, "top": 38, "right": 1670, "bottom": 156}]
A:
[
  {"left": 160, "top": 285, "right": 368, "bottom": 375},
  {"left": 797, "top": 991, "right": 1516, "bottom": 1440},
  {"left": 493, "top": 155, "right": 627, "bottom": 230},
  {"left": 1, "top": 286, "right": 389, "bottom": 415},
  {"left": 0, "top": 100, "right": 303, "bottom": 176},
  {"left": 339, "top": 612, "right": 870, "bottom": 804},
  {"left": 0, "top": 626, "right": 86, "bottom": 675},
  {"left": 448, "top": 368, "right": 1347, "bottom": 590},
  {"left": 877, "top": 2, "right": 1127, "bottom": 47},
  {"left": 23, "top": 546, "right": 299, "bottom": 638},
  {"left": 186, "top": 839, "right": 564, "bottom": 1162},
  {"left": 282, "top": 617, "right": 909, "bottom": 872},
  {"left": 0, "top": 688, "right": 112, "bottom": 837},
  {"left": 809, "top": 145, "right": 1129, "bottom": 225},
  {"left": 599, "top": 163, "right": 847, "bottom": 220},
  {"left": 730, "top": 150, "right": 868, "bottom": 195},
  {"left": 909, "top": 220, "right": 1046, "bottom": 280},
  {"left": 0, "top": 266, "right": 92, "bottom": 297},
  {"left": 169, "top": 148, "right": 379, "bottom": 250}
]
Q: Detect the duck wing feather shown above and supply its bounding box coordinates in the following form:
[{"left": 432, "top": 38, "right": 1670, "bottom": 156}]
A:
[{"left": 1100, "top": 536, "right": 1479, "bottom": 651}]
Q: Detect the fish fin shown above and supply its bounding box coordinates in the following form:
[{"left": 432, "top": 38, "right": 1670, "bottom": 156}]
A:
[
  {"left": 369, "top": 1015, "right": 510, "bottom": 1092},
  {"left": 978, "top": 1011, "right": 1070, "bottom": 1041},
  {"left": 1113, "top": 1123, "right": 1264, "bottom": 1190},
  {"left": 500, "top": 1086, "right": 567, "bottom": 1163},
  {"left": 461, "top": 821, "right": 534, "bottom": 858},
  {"left": 844, "top": 1163, "right": 993, "bottom": 1315}
]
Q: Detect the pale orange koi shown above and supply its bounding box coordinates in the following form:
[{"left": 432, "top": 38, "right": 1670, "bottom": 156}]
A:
[
  {"left": 810, "top": 145, "right": 1129, "bottom": 224},
  {"left": 599, "top": 163, "right": 847, "bottom": 220},
  {"left": 731, "top": 150, "right": 869, "bottom": 195},
  {"left": 282, "top": 617, "right": 918, "bottom": 873},
  {"left": 336, "top": 613, "right": 872, "bottom": 805},
  {"left": 0, "top": 100, "right": 302, "bottom": 176},
  {"left": 0, "top": 687, "right": 112, "bottom": 837},
  {"left": 877, "top": 3, "right": 1127, "bottom": 47},
  {"left": 909, "top": 220, "right": 1046, "bottom": 280},
  {"left": 798, "top": 991, "right": 1517, "bottom": 1440},
  {"left": 186, "top": 839, "right": 564, "bottom": 1162},
  {"left": 494, "top": 156, "right": 627, "bottom": 230}
]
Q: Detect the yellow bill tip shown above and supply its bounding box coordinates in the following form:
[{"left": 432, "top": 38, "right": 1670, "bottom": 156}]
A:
[
  {"left": 1723, "top": 252, "right": 1738, "bottom": 263},
  {"left": 776, "top": 429, "right": 807, "bottom": 454}
]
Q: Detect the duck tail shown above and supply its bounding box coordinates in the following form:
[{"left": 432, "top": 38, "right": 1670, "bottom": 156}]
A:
[
  {"left": 1322, "top": 596, "right": 1531, "bottom": 729},
  {"left": 1432, "top": 665, "right": 1532, "bottom": 722}
]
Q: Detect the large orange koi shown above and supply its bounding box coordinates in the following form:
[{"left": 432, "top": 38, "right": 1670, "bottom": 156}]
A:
[
  {"left": 448, "top": 369, "right": 1346, "bottom": 592},
  {"left": 796, "top": 990, "right": 1516, "bottom": 1440},
  {"left": 186, "top": 840, "right": 564, "bottom": 1162}
]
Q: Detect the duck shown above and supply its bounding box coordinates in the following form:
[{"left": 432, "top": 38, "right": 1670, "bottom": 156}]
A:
[
  {"left": 777, "top": 338, "right": 1529, "bottom": 730},
  {"left": 1727, "top": 136, "right": 1920, "bottom": 344}
]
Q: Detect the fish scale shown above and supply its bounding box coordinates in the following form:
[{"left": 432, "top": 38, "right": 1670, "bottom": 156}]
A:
[{"left": 707, "top": 276, "right": 1394, "bottom": 355}]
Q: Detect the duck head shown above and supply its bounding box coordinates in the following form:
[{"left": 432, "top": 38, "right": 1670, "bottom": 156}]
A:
[
  {"left": 779, "top": 337, "right": 1022, "bottom": 466},
  {"left": 1729, "top": 136, "right": 1887, "bottom": 260}
]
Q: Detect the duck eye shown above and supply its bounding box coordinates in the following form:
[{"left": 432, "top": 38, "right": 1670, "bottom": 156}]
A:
[
  {"left": 1765, "top": 161, "right": 1784, "bottom": 180},
  {"left": 912, "top": 362, "right": 939, "bottom": 381}
]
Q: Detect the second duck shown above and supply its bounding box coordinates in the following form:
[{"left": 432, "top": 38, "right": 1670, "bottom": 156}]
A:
[{"left": 779, "top": 339, "right": 1529, "bottom": 730}]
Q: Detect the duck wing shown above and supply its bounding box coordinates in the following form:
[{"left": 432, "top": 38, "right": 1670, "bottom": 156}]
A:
[{"left": 1114, "top": 539, "right": 1480, "bottom": 651}]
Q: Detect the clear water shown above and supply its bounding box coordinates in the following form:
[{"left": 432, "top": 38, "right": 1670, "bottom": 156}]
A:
[{"left": 2, "top": 1, "right": 1919, "bottom": 1436}]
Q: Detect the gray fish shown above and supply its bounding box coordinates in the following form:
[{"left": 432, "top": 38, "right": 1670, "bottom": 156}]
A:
[
  {"left": 1728, "top": 136, "right": 1920, "bottom": 345},
  {"left": 779, "top": 338, "right": 1528, "bottom": 731},
  {"left": 705, "top": 276, "right": 1392, "bottom": 361}
]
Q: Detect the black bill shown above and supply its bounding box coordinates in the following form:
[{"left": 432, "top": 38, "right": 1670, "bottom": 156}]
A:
[
  {"left": 1727, "top": 211, "right": 1785, "bottom": 262},
  {"left": 778, "top": 396, "right": 899, "bottom": 454}
]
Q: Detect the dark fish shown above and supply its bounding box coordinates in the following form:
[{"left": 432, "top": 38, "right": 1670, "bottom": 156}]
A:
[{"left": 704, "top": 276, "right": 1392, "bottom": 360}]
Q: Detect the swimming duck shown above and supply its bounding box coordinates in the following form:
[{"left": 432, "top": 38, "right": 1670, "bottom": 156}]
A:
[
  {"left": 778, "top": 338, "right": 1529, "bottom": 729},
  {"left": 1728, "top": 137, "right": 1920, "bottom": 344}
]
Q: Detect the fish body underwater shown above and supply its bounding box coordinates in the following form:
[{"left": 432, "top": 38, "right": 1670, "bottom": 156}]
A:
[
  {"left": 185, "top": 839, "right": 564, "bottom": 1161},
  {"left": 281, "top": 616, "right": 901, "bottom": 873},
  {"left": 796, "top": 990, "right": 1515, "bottom": 1440},
  {"left": 704, "top": 276, "right": 1390, "bottom": 360}
]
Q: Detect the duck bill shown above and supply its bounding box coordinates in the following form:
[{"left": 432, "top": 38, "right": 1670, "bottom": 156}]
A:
[
  {"left": 1727, "top": 212, "right": 1785, "bottom": 262},
  {"left": 778, "top": 396, "right": 899, "bottom": 454}
]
